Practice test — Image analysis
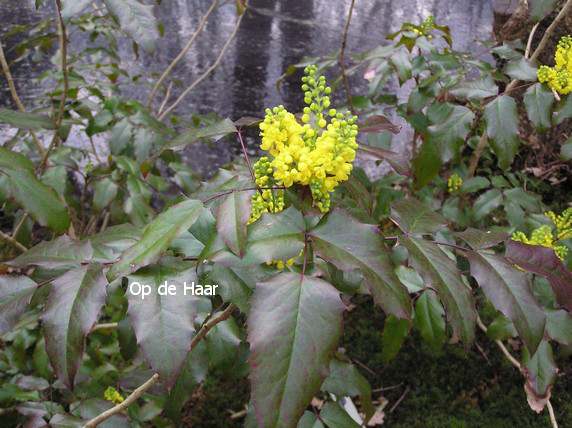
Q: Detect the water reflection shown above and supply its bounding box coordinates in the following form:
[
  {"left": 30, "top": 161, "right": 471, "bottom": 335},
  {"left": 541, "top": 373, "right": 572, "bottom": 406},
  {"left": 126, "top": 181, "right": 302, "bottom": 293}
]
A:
[{"left": 1, "top": 0, "right": 494, "bottom": 175}]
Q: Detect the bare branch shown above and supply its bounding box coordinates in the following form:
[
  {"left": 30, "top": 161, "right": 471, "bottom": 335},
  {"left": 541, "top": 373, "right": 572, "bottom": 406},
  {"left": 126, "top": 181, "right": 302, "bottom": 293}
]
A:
[
  {"left": 340, "top": 0, "right": 356, "bottom": 115},
  {"left": 158, "top": 1, "right": 249, "bottom": 120},
  {"left": 0, "top": 230, "right": 27, "bottom": 252},
  {"left": 39, "top": 0, "right": 69, "bottom": 174},
  {"left": 0, "top": 40, "right": 46, "bottom": 158},
  {"left": 147, "top": 0, "right": 219, "bottom": 109}
]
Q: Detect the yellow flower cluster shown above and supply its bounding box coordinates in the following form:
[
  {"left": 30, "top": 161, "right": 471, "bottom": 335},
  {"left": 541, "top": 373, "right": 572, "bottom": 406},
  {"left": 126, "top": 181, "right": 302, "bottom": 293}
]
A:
[
  {"left": 546, "top": 208, "right": 572, "bottom": 241},
  {"left": 104, "top": 386, "right": 124, "bottom": 405},
  {"left": 512, "top": 225, "right": 568, "bottom": 260},
  {"left": 254, "top": 65, "right": 358, "bottom": 215},
  {"left": 413, "top": 15, "right": 435, "bottom": 38},
  {"left": 249, "top": 157, "right": 285, "bottom": 224},
  {"left": 537, "top": 35, "right": 572, "bottom": 95},
  {"left": 447, "top": 174, "right": 463, "bottom": 193}
]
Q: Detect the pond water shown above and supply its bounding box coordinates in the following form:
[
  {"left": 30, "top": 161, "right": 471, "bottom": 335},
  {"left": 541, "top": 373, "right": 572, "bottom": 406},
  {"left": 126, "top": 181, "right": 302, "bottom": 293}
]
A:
[{"left": 1, "top": 0, "right": 494, "bottom": 176}]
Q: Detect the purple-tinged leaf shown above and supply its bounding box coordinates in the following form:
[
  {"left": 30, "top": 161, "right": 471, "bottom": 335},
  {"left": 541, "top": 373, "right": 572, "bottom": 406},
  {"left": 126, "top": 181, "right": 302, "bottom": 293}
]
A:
[
  {"left": 107, "top": 198, "right": 203, "bottom": 281},
  {"left": 217, "top": 190, "right": 253, "bottom": 257},
  {"left": 320, "top": 401, "right": 361, "bottom": 427},
  {"left": 466, "top": 250, "right": 545, "bottom": 354},
  {"left": 456, "top": 228, "right": 508, "bottom": 250},
  {"left": 234, "top": 116, "right": 263, "bottom": 127},
  {"left": 356, "top": 143, "right": 412, "bottom": 178},
  {"left": 399, "top": 237, "right": 476, "bottom": 349},
  {"left": 311, "top": 209, "right": 412, "bottom": 319},
  {"left": 41, "top": 263, "right": 108, "bottom": 389},
  {"left": 0, "top": 276, "right": 37, "bottom": 335},
  {"left": 357, "top": 115, "right": 402, "bottom": 134},
  {"left": 506, "top": 241, "right": 572, "bottom": 312},
  {"left": 248, "top": 272, "right": 345, "bottom": 427},
  {"left": 522, "top": 341, "right": 557, "bottom": 413},
  {"left": 127, "top": 257, "right": 200, "bottom": 388},
  {"left": 10, "top": 235, "right": 93, "bottom": 269},
  {"left": 390, "top": 198, "right": 448, "bottom": 236}
]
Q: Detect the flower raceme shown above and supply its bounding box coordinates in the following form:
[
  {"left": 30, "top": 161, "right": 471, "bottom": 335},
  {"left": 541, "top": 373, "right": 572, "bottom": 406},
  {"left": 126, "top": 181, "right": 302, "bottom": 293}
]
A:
[
  {"left": 249, "top": 65, "right": 358, "bottom": 224},
  {"left": 537, "top": 35, "right": 572, "bottom": 95},
  {"left": 511, "top": 208, "right": 572, "bottom": 260},
  {"left": 104, "top": 386, "right": 124, "bottom": 405}
]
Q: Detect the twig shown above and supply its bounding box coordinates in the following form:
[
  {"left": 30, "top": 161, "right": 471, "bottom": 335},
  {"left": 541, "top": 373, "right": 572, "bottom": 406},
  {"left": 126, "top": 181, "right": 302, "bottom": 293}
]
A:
[
  {"left": 467, "top": 0, "right": 572, "bottom": 178},
  {"left": 372, "top": 382, "right": 404, "bottom": 393},
  {"left": 340, "top": 0, "right": 356, "bottom": 115},
  {"left": 476, "top": 316, "right": 520, "bottom": 369},
  {"left": 83, "top": 374, "right": 161, "bottom": 428},
  {"left": 389, "top": 386, "right": 410, "bottom": 413},
  {"left": 0, "top": 40, "right": 46, "bottom": 158},
  {"left": 39, "top": 0, "right": 69, "bottom": 174},
  {"left": 547, "top": 400, "right": 559, "bottom": 428},
  {"left": 157, "top": 81, "right": 173, "bottom": 117},
  {"left": 0, "top": 230, "right": 27, "bottom": 252},
  {"left": 89, "top": 322, "right": 118, "bottom": 333},
  {"left": 237, "top": 128, "right": 255, "bottom": 181},
  {"left": 83, "top": 305, "right": 236, "bottom": 427},
  {"left": 11, "top": 213, "right": 29, "bottom": 241},
  {"left": 147, "top": 0, "right": 219, "bottom": 109},
  {"left": 525, "top": 22, "right": 540, "bottom": 59},
  {"left": 158, "top": 1, "right": 249, "bottom": 120}
]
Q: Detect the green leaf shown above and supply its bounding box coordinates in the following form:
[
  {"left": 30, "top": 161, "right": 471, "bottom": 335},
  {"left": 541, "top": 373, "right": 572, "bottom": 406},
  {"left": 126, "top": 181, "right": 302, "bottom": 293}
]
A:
[
  {"left": 207, "top": 265, "right": 254, "bottom": 313},
  {"left": 561, "top": 137, "right": 572, "bottom": 161},
  {"left": 382, "top": 315, "right": 410, "bottom": 361},
  {"left": 530, "top": 0, "right": 559, "bottom": 22},
  {"left": 390, "top": 50, "right": 412, "bottom": 84},
  {"left": 555, "top": 94, "right": 572, "bottom": 124},
  {"left": 466, "top": 250, "right": 546, "bottom": 354},
  {"left": 0, "top": 108, "right": 55, "bottom": 130},
  {"left": 321, "top": 360, "right": 375, "bottom": 420},
  {"left": 164, "top": 341, "right": 208, "bottom": 424},
  {"left": 6, "top": 169, "right": 70, "bottom": 232},
  {"left": 61, "top": 0, "right": 93, "bottom": 21},
  {"left": 426, "top": 104, "right": 474, "bottom": 162},
  {"left": 459, "top": 176, "right": 490, "bottom": 194},
  {"left": 524, "top": 83, "right": 554, "bottom": 132},
  {"left": 311, "top": 209, "right": 412, "bottom": 319},
  {"left": 127, "top": 258, "right": 200, "bottom": 387},
  {"left": 506, "top": 241, "right": 572, "bottom": 312},
  {"left": 109, "top": 118, "right": 133, "bottom": 154},
  {"left": 399, "top": 236, "right": 476, "bottom": 349},
  {"left": 206, "top": 317, "right": 242, "bottom": 369},
  {"left": 471, "top": 189, "right": 503, "bottom": 221},
  {"left": 449, "top": 75, "right": 498, "bottom": 100},
  {"left": 319, "top": 402, "right": 361, "bottom": 428},
  {"left": 203, "top": 207, "right": 305, "bottom": 268},
  {"left": 107, "top": 198, "right": 203, "bottom": 281},
  {"left": 217, "top": 190, "right": 253, "bottom": 257},
  {"left": 11, "top": 235, "right": 93, "bottom": 268},
  {"left": 41, "top": 263, "right": 108, "bottom": 389},
  {"left": 504, "top": 58, "right": 538, "bottom": 82},
  {"left": 248, "top": 272, "right": 345, "bottom": 427},
  {"left": 103, "top": 0, "right": 159, "bottom": 53},
  {"left": 522, "top": 341, "right": 557, "bottom": 412},
  {"left": 503, "top": 187, "right": 541, "bottom": 212},
  {"left": 0, "top": 276, "right": 37, "bottom": 335},
  {"left": 93, "top": 178, "right": 118, "bottom": 211},
  {"left": 165, "top": 118, "right": 237, "bottom": 151},
  {"left": 414, "top": 289, "right": 446, "bottom": 351},
  {"left": 117, "top": 315, "right": 137, "bottom": 361},
  {"left": 545, "top": 309, "right": 572, "bottom": 345},
  {"left": 390, "top": 198, "right": 448, "bottom": 236},
  {"left": 297, "top": 411, "right": 325, "bottom": 428},
  {"left": 456, "top": 228, "right": 508, "bottom": 250},
  {"left": 484, "top": 96, "right": 520, "bottom": 169},
  {"left": 487, "top": 313, "right": 517, "bottom": 340},
  {"left": 0, "top": 147, "right": 35, "bottom": 171}
]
